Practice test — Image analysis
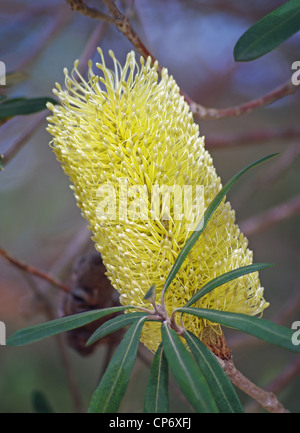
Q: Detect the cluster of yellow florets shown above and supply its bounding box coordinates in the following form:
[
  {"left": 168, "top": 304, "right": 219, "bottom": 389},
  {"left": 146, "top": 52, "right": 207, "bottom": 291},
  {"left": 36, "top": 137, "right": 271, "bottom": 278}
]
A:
[{"left": 47, "top": 49, "right": 268, "bottom": 352}]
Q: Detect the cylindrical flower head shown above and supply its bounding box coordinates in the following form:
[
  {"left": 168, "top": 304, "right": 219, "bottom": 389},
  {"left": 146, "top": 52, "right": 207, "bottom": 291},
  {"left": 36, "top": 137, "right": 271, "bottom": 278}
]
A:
[{"left": 47, "top": 49, "right": 269, "bottom": 353}]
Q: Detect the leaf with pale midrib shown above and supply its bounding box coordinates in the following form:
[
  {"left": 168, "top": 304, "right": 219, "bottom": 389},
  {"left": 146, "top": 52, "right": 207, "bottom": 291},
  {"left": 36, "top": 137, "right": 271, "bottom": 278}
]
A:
[
  {"left": 6, "top": 306, "right": 130, "bottom": 346},
  {"left": 144, "top": 343, "right": 169, "bottom": 413},
  {"left": 88, "top": 317, "right": 147, "bottom": 413},
  {"left": 177, "top": 307, "right": 300, "bottom": 353}
]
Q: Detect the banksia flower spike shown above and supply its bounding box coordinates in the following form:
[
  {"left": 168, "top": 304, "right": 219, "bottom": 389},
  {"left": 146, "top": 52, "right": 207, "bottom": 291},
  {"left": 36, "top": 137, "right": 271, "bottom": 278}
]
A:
[{"left": 47, "top": 49, "right": 269, "bottom": 354}]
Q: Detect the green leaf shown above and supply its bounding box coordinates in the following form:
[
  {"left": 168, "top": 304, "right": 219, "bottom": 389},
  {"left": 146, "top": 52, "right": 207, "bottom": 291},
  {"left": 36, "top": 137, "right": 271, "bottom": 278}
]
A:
[
  {"left": 86, "top": 311, "right": 148, "bottom": 346},
  {"left": 184, "top": 263, "right": 273, "bottom": 308},
  {"left": 144, "top": 284, "right": 156, "bottom": 303},
  {"left": 31, "top": 391, "right": 55, "bottom": 413},
  {"left": 234, "top": 0, "right": 300, "bottom": 61},
  {"left": 88, "top": 317, "right": 146, "bottom": 413},
  {"left": 161, "top": 322, "right": 219, "bottom": 413},
  {"left": 0, "top": 155, "right": 3, "bottom": 171},
  {"left": 6, "top": 306, "right": 131, "bottom": 346},
  {"left": 161, "top": 154, "right": 277, "bottom": 300},
  {"left": 177, "top": 307, "right": 300, "bottom": 353},
  {"left": 144, "top": 343, "right": 169, "bottom": 413},
  {"left": 0, "top": 97, "right": 57, "bottom": 120},
  {"left": 183, "top": 331, "right": 244, "bottom": 413}
]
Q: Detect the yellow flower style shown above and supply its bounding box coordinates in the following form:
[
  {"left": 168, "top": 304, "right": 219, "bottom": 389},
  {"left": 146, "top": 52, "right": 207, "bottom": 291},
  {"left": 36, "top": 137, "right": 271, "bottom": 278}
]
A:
[{"left": 47, "top": 49, "right": 269, "bottom": 353}]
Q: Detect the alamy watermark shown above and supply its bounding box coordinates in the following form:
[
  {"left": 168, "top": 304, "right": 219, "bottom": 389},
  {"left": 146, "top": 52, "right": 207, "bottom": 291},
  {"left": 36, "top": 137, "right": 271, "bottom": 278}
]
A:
[
  {"left": 0, "top": 61, "right": 5, "bottom": 85},
  {"left": 96, "top": 180, "right": 205, "bottom": 231},
  {"left": 291, "top": 321, "right": 300, "bottom": 346},
  {"left": 291, "top": 61, "right": 300, "bottom": 86},
  {"left": 0, "top": 321, "right": 6, "bottom": 345}
]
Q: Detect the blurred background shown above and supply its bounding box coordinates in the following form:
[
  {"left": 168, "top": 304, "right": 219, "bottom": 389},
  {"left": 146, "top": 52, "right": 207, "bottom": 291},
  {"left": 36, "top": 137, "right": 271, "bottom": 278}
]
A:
[{"left": 0, "top": 0, "right": 299, "bottom": 413}]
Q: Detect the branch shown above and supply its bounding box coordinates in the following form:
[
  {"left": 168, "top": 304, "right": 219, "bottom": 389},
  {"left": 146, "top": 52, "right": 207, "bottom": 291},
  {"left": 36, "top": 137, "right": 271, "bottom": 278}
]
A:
[
  {"left": 219, "top": 358, "right": 289, "bottom": 413},
  {"left": 103, "top": 0, "right": 156, "bottom": 65},
  {"left": 65, "top": 0, "right": 114, "bottom": 22},
  {"left": 0, "top": 247, "right": 70, "bottom": 293},
  {"left": 240, "top": 194, "right": 300, "bottom": 237},
  {"left": 206, "top": 128, "right": 300, "bottom": 149},
  {"left": 189, "top": 81, "right": 298, "bottom": 119},
  {"left": 186, "top": 0, "right": 284, "bottom": 20},
  {"left": 65, "top": 1, "right": 299, "bottom": 120}
]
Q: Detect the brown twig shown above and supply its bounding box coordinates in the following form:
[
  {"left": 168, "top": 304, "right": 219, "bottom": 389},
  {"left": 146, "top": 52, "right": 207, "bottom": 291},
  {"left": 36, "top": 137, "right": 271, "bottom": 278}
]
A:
[
  {"left": 132, "top": 4, "right": 298, "bottom": 117},
  {"left": 240, "top": 194, "right": 300, "bottom": 237},
  {"left": 184, "top": 0, "right": 284, "bottom": 20},
  {"left": 65, "top": 0, "right": 114, "bottom": 22},
  {"left": 219, "top": 357, "right": 289, "bottom": 413},
  {"left": 206, "top": 128, "right": 300, "bottom": 150},
  {"left": 66, "top": 0, "right": 299, "bottom": 120},
  {"left": 0, "top": 247, "right": 70, "bottom": 293},
  {"left": 103, "top": 0, "right": 156, "bottom": 65},
  {"left": 188, "top": 80, "right": 298, "bottom": 119}
]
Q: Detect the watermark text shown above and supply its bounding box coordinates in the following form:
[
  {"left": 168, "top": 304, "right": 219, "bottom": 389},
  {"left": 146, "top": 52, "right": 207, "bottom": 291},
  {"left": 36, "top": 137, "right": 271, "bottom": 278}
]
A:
[
  {"left": 0, "top": 321, "right": 6, "bottom": 345},
  {"left": 291, "top": 321, "right": 300, "bottom": 346},
  {"left": 0, "top": 61, "right": 5, "bottom": 85},
  {"left": 96, "top": 180, "right": 205, "bottom": 231},
  {"left": 291, "top": 61, "right": 300, "bottom": 86}
]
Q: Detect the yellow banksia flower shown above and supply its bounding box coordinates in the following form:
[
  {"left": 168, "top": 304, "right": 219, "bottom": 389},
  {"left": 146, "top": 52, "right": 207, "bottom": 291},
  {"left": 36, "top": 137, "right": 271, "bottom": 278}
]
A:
[{"left": 46, "top": 48, "right": 269, "bottom": 353}]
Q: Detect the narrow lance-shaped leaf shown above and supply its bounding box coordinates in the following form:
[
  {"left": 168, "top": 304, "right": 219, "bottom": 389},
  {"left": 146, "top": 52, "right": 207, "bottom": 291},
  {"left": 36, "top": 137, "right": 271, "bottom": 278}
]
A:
[
  {"left": 0, "top": 97, "right": 58, "bottom": 120},
  {"left": 88, "top": 316, "right": 147, "bottom": 413},
  {"left": 6, "top": 306, "right": 131, "bottom": 346},
  {"left": 161, "top": 154, "right": 277, "bottom": 300},
  {"left": 161, "top": 322, "right": 219, "bottom": 413},
  {"left": 177, "top": 308, "right": 300, "bottom": 354},
  {"left": 183, "top": 330, "right": 244, "bottom": 413},
  {"left": 234, "top": 0, "right": 300, "bottom": 61},
  {"left": 144, "top": 343, "right": 169, "bottom": 413},
  {"left": 86, "top": 311, "right": 149, "bottom": 346},
  {"left": 184, "top": 263, "right": 272, "bottom": 308}
]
